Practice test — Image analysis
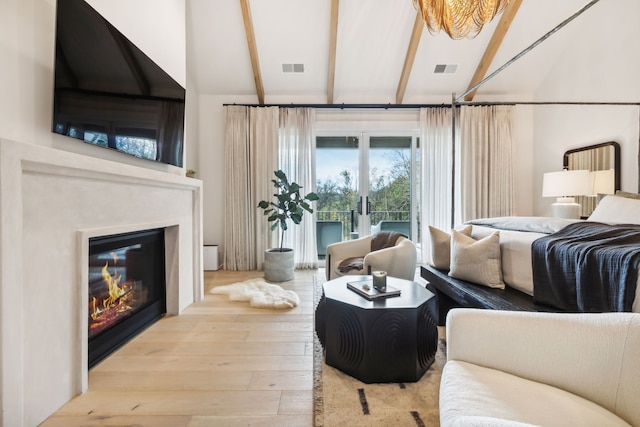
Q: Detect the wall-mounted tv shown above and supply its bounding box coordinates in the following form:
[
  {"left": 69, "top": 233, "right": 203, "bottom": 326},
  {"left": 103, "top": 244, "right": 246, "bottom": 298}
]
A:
[{"left": 52, "top": 0, "right": 185, "bottom": 167}]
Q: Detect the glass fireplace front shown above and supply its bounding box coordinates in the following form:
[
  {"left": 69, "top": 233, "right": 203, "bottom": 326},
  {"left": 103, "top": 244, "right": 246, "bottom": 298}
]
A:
[{"left": 88, "top": 228, "right": 166, "bottom": 368}]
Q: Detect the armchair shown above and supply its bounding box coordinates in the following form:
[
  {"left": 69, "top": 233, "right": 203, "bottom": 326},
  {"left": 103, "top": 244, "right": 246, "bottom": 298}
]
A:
[
  {"left": 440, "top": 309, "right": 640, "bottom": 427},
  {"left": 325, "top": 233, "right": 416, "bottom": 281}
]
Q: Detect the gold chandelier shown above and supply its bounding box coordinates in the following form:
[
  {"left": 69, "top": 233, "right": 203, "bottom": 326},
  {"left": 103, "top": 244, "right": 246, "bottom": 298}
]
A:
[{"left": 414, "top": 0, "right": 511, "bottom": 39}]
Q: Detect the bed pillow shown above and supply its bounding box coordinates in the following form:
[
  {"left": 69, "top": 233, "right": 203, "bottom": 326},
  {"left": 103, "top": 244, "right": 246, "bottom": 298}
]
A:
[
  {"left": 449, "top": 230, "right": 505, "bottom": 289},
  {"left": 588, "top": 195, "right": 640, "bottom": 225},
  {"left": 428, "top": 225, "right": 472, "bottom": 270}
]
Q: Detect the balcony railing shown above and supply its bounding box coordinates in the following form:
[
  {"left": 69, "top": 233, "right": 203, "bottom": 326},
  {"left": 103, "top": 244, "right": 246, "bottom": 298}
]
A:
[{"left": 316, "top": 210, "right": 411, "bottom": 240}]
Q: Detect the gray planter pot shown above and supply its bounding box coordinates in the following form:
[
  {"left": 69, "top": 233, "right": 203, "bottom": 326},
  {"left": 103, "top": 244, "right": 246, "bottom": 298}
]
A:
[{"left": 264, "top": 248, "right": 295, "bottom": 282}]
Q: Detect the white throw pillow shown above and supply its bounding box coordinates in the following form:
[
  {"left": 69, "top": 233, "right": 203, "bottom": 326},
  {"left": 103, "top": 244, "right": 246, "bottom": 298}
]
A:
[
  {"left": 449, "top": 230, "right": 505, "bottom": 289},
  {"left": 428, "top": 225, "right": 472, "bottom": 270},
  {"left": 588, "top": 195, "right": 640, "bottom": 225}
]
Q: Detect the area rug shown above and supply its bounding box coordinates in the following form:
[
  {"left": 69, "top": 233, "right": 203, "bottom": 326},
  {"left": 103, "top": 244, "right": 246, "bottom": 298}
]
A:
[
  {"left": 313, "top": 274, "right": 446, "bottom": 426},
  {"left": 210, "top": 278, "right": 300, "bottom": 309}
]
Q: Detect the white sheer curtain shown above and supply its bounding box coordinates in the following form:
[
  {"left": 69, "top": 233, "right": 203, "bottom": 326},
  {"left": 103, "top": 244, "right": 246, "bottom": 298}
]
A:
[
  {"left": 420, "top": 107, "right": 454, "bottom": 264},
  {"left": 456, "top": 105, "right": 514, "bottom": 223},
  {"left": 279, "top": 108, "right": 318, "bottom": 269},
  {"left": 223, "top": 105, "right": 279, "bottom": 271}
]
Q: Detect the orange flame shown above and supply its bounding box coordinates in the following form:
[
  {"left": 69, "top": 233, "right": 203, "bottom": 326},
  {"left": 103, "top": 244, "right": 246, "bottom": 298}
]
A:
[
  {"left": 101, "top": 255, "right": 126, "bottom": 308},
  {"left": 91, "top": 252, "right": 133, "bottom": 322}
]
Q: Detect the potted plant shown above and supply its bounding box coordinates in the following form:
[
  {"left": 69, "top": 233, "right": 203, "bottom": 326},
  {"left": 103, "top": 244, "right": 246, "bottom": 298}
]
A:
[
  {"left": 258, "top": 170, "right": 318, "bottom": 281},
  {"left": 186, "top": 169, "right": 196, "bottom": 178}
]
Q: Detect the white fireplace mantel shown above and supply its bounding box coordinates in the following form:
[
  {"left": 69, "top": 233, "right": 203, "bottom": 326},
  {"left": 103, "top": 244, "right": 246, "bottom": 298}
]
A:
[{"left": 0, "top": 138, "right": 203, "bottom": 427}]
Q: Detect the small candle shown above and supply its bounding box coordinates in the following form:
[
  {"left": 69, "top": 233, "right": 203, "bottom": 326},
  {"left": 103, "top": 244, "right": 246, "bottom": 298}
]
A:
[{"left": 372, "top": 271, "right": 387, "bottom": 291}]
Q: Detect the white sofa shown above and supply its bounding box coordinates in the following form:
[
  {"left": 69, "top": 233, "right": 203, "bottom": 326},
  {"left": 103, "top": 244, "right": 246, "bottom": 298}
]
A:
[
  {"left": 440, "top": 309, "right": 640, "bottom": 427},
  {"left": 325, "top": 234, "right": 416, "bottom": 281}
]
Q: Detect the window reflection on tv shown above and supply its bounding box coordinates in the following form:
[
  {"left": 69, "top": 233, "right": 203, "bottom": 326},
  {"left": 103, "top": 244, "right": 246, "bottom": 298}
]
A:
[{"left": 52, "top": 0, "right": 185, "bottom": 167}]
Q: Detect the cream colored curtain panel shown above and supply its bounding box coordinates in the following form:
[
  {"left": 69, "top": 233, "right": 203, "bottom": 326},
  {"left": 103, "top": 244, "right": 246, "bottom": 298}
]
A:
[
  {"left": 456, "top": 105, "right": 514, "bottom": 223},
  {"left": 279, "top": 108, "right": 318, "bottom": 269},
  {"left": 223, "top": 106, "right": 278, "bottom": 271},
  {"left": 419, "top": 107, "right": 454, "bottom": 264}
]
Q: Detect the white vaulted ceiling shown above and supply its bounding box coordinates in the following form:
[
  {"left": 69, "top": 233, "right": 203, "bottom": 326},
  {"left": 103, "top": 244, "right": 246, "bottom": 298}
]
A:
[{"left": 186, "top": 0, "right": 639, "bottom": 104}]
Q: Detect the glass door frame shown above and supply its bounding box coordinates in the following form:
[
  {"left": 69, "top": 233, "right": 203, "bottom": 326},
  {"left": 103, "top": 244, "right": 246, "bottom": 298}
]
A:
[{"left": 315, "top": 129, "right": 420, "bottom": 243}]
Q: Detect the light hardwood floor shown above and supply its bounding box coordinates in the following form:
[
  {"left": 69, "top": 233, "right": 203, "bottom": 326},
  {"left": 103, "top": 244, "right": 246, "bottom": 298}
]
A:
[{"left": 41, "top": 269, "right": 320, "bottom": 427}]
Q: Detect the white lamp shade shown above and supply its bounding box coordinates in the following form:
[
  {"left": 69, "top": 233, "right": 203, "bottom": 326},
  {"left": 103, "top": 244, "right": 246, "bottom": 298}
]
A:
[
  {"left": 590, "top": 169, "right": 615, "bottom": 195},
  {"left": 542, "top": 170, "right": 591, "bottom": 198}
]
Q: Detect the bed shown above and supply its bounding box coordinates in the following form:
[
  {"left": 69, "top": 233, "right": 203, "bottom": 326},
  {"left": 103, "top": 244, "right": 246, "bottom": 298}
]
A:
[{"left": 424, "top": 193, "right": 640, "bottom": 321}]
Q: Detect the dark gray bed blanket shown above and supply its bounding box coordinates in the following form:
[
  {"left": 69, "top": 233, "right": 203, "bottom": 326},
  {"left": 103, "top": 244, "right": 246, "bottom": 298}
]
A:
[{"left": 532, "top": 222, "right": 640, "bottom": 312}]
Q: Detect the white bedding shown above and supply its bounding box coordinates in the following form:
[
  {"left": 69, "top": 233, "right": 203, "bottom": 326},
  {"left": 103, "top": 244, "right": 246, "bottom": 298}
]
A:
[
  {"left": 466, "top": 216, "right": 579, "bottom": 234},
  {"left": 465, "top": 216, "right": 581, "bottom": 296},
  {"left": 464, "top": 214, "right": 640, "bottom": 313},
  {"left": 467, "top": 223, "right": 543, "bottom": 296}
]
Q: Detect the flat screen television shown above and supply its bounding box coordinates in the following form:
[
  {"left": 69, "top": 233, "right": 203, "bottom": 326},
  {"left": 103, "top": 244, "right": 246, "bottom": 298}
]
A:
[{"left": 52, "top": 0, "right": 185, "bottom": 167}]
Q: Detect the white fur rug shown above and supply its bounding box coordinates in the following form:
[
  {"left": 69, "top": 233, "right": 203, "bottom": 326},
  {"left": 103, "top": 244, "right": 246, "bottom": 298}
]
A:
[{"left": 210, "top": 278, "right": 300, "bottom": 309}]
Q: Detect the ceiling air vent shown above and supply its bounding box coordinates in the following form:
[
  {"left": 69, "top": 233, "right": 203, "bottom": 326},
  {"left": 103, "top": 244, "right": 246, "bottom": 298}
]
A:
[
  {"left": 282, "top": 63, "right": 305, "bottom": 73},
  {"left": 434, "top": 64, "right": 458, "bottom": 74}
]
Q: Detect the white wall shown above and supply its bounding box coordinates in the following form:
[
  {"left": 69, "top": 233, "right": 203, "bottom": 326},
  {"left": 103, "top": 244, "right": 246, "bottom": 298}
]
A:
[
  {"left": 533, "top": 105, "right": 639, "bottom": 216},
  {"left": 530, "top": 0, "right": 640, "bottom": 216},
  {"left": 85, "top": 0, "right": 186, "bottom": 87},
  {"left": 0, "top": 0, "right": 56, "bottom": 150}
]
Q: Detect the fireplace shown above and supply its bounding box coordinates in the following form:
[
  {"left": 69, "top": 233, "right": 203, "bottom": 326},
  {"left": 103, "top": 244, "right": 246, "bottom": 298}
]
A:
[
  {"left": 0, "top": 139, "right": 203, "bottom": 426},
  {"left": 88, "top": 228, "right": 166, "bottom": 368}
]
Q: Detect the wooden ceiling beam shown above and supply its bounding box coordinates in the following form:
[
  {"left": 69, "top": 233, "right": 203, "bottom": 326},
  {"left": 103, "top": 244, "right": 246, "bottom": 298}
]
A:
[
  {"left": 326, "top": 0, "right": 339, "bottom": 104},
  {"left": 396, "top": 12, "right": 424, "bottom": 105},
  {"left": 462, "top": 0, "right": 523, "bottom": 102},
  {"left": 240, "top": 0, "right": 265, "bottom": 104}
]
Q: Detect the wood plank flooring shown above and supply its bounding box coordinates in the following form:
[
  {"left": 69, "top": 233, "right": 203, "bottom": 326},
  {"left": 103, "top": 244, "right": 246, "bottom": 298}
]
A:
[{"left": 41, "top": 269, "right": 319, "bottom": 427}]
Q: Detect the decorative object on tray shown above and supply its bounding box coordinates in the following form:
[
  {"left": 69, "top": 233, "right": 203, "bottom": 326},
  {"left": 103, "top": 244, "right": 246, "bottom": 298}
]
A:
[
  {"left": 372, "top": 270, "right": 387, "bottom": 291},
  {"left": 347, "top": 278, "right": 401, "bottom": 300}
]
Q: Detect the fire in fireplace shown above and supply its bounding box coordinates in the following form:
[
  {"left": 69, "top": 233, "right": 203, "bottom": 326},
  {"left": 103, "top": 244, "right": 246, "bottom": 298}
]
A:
[{"left": 88, "top": 228, "right": 166, "bottom": 368}]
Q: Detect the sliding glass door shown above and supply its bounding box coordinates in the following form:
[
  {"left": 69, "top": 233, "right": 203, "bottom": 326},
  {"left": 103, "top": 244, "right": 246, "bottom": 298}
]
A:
[
  {"left": 315, "top": 132, "right": 419, "bottom": 259},
  {"left": 315, "top": 135, "right": 360, "bottom": 258}
]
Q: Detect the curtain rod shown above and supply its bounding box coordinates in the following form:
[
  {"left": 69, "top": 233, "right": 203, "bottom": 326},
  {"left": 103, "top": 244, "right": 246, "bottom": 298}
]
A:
[
  {"left": 222, "top": 101, "right": 639, "bottom": 108},
  {"left": 222, "top": 103, "right": 453, "bottom": 108}
]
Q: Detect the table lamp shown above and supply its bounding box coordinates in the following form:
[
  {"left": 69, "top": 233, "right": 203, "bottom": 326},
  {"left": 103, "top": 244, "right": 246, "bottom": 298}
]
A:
[{"left": 542, "top": 169, "right": 591, "bottom": 219}]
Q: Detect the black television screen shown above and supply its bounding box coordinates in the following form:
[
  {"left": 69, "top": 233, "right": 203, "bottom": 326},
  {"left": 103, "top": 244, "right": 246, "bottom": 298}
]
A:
[{"left": 52, "top": 0, "right": 185, "bottom": 167}]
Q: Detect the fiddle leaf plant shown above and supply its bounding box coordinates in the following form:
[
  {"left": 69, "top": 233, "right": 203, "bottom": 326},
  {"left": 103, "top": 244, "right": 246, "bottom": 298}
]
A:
[{"left": 258, "top": 170, "right": 319, "bottom": 251}]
